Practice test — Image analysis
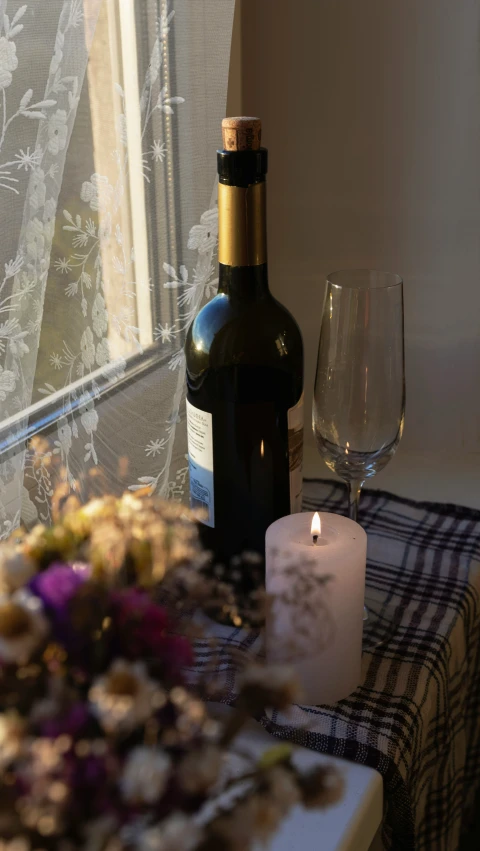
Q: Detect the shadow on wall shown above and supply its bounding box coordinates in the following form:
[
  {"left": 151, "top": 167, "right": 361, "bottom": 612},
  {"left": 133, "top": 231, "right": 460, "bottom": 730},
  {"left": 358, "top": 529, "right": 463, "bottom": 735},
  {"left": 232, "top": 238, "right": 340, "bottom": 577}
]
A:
[{"left": 235, "top": 0, "right": 480, "bottom": 503}]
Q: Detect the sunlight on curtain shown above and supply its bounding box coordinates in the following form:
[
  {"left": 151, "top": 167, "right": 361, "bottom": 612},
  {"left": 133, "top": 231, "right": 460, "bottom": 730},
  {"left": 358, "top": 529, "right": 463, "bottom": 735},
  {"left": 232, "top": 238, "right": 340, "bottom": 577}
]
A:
[{"left": 0, "top": 0, "right": 235, "bottom": 534}]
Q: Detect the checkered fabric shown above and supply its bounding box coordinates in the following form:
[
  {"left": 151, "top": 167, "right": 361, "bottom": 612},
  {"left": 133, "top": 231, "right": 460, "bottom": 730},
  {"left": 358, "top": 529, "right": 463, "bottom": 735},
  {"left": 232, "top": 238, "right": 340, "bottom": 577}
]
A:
[{"left": 192, "top": 480, "right": 480, "bottom": 851}]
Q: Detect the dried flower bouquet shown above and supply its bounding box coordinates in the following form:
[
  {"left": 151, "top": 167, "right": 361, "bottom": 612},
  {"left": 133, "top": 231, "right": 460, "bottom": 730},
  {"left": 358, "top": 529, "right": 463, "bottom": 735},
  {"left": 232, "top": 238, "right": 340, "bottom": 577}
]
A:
[{"left": 0, "top": 493, "right": 342, "bottom": 851}]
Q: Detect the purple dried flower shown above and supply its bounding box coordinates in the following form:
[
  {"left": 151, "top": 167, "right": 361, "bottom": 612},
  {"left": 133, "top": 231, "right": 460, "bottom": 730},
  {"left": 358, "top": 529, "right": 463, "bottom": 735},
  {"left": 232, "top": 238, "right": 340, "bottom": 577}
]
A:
[
  {"left": 161, "top": 635, "right": 194, "bottom": 681},
  {"left": 40, "top": 702, "right": 90, "bottom": 739},
  {"left": 111, "top": 590, "right": 193, "bottom": 682},
  {"left": 30, "top": 563, "right": 90, "bottom": 609},
  {"left": 29, "top": 562, "right": 90, "bottom": 647},
  {"left": 63, "top": 750, "right": 115, "bottom": 819},
  {"left": 111, "top": 589, "right": 168, "bottom": 656}
]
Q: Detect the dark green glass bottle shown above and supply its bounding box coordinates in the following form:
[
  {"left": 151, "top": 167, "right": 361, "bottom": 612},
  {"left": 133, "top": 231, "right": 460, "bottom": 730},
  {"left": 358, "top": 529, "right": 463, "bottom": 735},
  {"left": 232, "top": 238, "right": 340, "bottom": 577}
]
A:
[{"left": 185, "top": 117, "right": 304, "bottom": 568}]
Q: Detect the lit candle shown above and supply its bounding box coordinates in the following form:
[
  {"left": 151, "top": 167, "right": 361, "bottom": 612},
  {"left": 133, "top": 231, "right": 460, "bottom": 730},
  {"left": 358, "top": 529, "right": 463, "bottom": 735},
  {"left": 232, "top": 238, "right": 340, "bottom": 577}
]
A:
[{"left": 265, "top": 511, "right": 366, "bottom": 705}]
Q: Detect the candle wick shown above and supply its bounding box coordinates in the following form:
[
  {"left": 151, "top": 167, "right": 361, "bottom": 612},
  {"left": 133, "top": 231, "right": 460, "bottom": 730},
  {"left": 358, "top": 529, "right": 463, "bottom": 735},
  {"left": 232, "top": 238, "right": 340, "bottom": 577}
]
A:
[{"left": 312, "top": 535, "right": 318, "bottom": 546}]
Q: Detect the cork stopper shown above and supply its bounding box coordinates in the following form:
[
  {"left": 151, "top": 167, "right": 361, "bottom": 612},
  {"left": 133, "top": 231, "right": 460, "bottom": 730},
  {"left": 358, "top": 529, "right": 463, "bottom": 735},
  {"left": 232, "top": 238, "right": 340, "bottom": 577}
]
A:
[{"left": 222, "top": 116, "right": 262, "bottom": 151}]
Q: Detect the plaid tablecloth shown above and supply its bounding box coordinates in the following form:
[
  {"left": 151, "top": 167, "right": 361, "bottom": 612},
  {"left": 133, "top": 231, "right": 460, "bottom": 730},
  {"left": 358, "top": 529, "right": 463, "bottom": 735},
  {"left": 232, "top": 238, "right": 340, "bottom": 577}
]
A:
[{"left": 193, "top": 480, "right": 480, "bottom": 851}]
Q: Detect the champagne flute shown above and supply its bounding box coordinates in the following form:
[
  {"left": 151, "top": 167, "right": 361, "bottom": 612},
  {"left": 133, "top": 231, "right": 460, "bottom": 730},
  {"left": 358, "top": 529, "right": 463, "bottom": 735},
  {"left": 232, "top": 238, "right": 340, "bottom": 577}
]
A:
[{"left": 312, "top": 270, "right": 405, "bottom": 641}]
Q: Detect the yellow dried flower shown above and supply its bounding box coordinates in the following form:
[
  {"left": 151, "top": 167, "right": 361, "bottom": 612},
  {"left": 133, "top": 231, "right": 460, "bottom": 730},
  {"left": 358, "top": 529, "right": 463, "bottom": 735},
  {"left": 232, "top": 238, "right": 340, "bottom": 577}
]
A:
[
  {"left": 23, "top": 524, "right": 77, "bottom": 569},
  {"left": 257, "top": 743, "right": 294, "bottom": 770}
]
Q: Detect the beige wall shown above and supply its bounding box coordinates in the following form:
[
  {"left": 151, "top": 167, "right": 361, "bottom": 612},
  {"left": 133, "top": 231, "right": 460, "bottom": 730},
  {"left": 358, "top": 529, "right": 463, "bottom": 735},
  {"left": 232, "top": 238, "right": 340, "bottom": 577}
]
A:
[{"left": 232, "top": 0, "right": 480, "bottom": 507}]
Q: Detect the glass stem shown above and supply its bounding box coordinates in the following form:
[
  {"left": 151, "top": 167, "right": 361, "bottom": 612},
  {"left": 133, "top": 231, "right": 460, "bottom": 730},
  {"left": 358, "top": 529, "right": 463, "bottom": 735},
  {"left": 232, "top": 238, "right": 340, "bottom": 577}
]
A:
[
  {"left": 348, "top": 479, "right": 368, "bottom": 624},
  {"left": 348, "top": 480, "right": 363, "bottom": 523}
]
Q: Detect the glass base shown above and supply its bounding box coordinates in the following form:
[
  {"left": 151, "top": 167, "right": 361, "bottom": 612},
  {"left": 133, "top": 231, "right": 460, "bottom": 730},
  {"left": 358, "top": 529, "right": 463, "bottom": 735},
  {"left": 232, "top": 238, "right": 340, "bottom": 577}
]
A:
[{"left": 362, "top": 583, "right": 402, "bottom": 652}]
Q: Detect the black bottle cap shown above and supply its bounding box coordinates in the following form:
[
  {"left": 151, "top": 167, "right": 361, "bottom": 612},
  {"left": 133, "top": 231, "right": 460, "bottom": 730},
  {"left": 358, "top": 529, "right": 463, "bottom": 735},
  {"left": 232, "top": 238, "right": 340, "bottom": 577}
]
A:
[{"left": 217, "top": 148, "right": 268, "bottom": 187}]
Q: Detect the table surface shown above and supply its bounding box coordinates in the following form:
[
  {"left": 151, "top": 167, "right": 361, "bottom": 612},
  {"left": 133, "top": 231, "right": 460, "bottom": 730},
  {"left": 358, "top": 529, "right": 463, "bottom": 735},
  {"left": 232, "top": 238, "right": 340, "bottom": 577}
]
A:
[
  {"left": 201, "top": 481, "right": 480, "bottom": 851},
  {"left": 240, "top": 720, "right": 383, "bottom": 851},
  {"left": 209, "top": 704, "right": 383, "bottom": 851}
]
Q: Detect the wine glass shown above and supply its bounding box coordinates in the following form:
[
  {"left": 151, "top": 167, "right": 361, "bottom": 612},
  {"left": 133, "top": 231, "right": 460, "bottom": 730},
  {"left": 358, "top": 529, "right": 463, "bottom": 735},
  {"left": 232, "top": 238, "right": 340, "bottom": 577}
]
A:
[{"left": 312, "top": 269, "right": 405, "bottom": 644}]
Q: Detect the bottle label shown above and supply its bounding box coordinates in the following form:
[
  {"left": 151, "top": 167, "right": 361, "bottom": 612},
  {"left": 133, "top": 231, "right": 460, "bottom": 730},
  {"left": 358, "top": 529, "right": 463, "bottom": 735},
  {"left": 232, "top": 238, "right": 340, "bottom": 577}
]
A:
[
  {"left": 186, "top": 399, "right": 215, "bottom": 527},
  {"left": 288, "top": 392, "right": 304, "bottom": 513}
]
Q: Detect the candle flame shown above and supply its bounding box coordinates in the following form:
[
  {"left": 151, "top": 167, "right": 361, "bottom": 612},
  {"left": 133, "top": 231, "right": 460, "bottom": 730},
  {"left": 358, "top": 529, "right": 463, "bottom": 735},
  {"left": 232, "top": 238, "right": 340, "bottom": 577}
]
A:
[
  {"left": 260, "top": 440, "right": 264, "bottom": 458},
  {"left": 311, "top": 512, "right": 321, "bottom": 538}
]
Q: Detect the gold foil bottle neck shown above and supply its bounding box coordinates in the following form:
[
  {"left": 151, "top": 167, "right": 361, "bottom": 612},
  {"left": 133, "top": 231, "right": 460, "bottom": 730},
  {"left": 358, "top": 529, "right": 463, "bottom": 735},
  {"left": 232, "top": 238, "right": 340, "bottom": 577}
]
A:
[
  {"left": 222, "top": 117, "right": 262, "bottom": 151},
  {"left": 218, "top": 182, "right": 266, "bottom": 267}
]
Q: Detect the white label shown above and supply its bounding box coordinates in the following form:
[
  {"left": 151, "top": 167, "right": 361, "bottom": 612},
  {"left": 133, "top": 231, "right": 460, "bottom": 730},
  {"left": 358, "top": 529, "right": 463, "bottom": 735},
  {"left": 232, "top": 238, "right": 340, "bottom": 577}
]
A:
[
  {"left": 288, "top": 392, "right": 304, "bottom": 513},
  {"left": 186, "top": 399, "right": 215, "bottom": 527}
]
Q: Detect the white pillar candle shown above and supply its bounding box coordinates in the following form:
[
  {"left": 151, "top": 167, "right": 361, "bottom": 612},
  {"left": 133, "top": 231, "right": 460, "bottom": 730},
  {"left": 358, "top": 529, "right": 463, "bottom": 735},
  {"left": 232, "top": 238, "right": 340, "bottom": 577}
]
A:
[{"left": 266, "top": 512, "right": 366, "bottom": 706}]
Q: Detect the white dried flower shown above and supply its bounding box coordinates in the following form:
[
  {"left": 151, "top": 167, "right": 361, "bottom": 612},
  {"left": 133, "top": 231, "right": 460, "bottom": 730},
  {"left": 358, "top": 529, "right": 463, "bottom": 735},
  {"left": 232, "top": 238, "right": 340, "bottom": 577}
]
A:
[
  {"left": 88, "top": 660, "right": 156, "bottom": 734},
  {"left": 0, "top": 590, "right": 48, "bottom": 665},
  {"left": 208, "top": 767, "right": 299, "bottom": 850},
  {"left": 0, "top": 546, "right": 36, "bottom": 594},
  {"left": 177, "top": 744, "right": 222, "bottom": 795},
  {"left": 0, "top": 712, "right": 25, "bottom": 770},
  {"left": 208, "top": 800, "right": 257, "bottom": 851},
  {"left": 248, "top": 767, "right": 300, "bottom": 843},
  {"left": 121, "top": 746, "right": 171, "bottom": 805},
  {"left": 27, "top": 737, "right": 63, "bottom": 775},
  {"left": 251, "top": 795, "right": 285, "bottom": 842},
  {"left": 138, "top": 814, "right": 202, "bottom": 851},
  {"left": 265, "top": 765, "right": 300, "bottom": 811},
  {"left": 0, "top": 838, "right": 30, "bottom": 851}
]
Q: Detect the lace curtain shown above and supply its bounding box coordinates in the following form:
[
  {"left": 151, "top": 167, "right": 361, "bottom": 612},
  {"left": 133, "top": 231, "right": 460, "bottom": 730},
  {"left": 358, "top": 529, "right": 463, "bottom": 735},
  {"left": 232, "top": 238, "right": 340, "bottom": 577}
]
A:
[{"left": 0, "top": 0, "right": 235, "bottom": 535}]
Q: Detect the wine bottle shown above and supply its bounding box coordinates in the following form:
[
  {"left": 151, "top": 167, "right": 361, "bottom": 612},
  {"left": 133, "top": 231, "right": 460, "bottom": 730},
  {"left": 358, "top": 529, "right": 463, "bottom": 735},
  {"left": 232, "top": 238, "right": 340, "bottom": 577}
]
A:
[{"left": 185, "top": 117, "right": 304, "bottom": 569}]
